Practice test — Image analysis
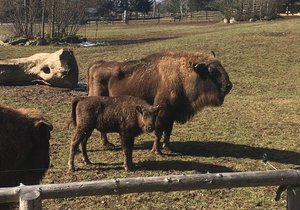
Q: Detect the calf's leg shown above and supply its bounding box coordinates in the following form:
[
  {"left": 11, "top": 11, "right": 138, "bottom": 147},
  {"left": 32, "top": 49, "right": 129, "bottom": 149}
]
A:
[
  {"left": 121, "top": 135, "right": 135, "bottom": 171},
  {"left": 68, "top": 130, "right": 87, "bottom": 172},
  {"left": 100, "top": 132, "right": 115, "bottom": 149},
  {"left": 81, "top": 129, "right": 93, "bottom": 164}
]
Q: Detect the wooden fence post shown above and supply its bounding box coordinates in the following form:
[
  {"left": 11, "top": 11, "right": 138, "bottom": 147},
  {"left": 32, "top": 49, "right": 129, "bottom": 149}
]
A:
[
  {"left": 19, "top": 190, "right": 42, "bottom": 210},
  {"left": 287, "top": 186, "right": 300, "bottom": 210}
]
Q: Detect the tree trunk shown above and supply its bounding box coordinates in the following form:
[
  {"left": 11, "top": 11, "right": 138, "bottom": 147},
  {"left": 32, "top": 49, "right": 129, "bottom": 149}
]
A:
[
  {"left": 123, "top": 10, "right": 128, "bottom": 24},
  {"left": 0, "top": 48, "right": 78, "bottom": 89},
  {"left": 41, "top": 0, "right": 46, "bottom": 39},
  {"left": 24, "top": 0, "right": 28, "bottom": 37},
  {"left": 51, "top": 0, "right": 55, "bottom": 38}
]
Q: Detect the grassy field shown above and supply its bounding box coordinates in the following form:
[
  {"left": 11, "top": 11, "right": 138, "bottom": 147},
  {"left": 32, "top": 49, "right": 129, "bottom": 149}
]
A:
[{"left": 0, "top": 18, "right": 300, "bottom": 209}]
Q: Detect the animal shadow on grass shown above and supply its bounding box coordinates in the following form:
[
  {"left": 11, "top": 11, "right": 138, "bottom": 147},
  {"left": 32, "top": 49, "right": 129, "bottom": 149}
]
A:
[
  {"left": 108, "top": 37, "right": 178, "bottom": 46},
  {"left": 77, "top": 160, "right": 233, "bottom": 173},
  {"left": 80, "top": 144, "right": 234, "bottom": 173},
  {"left": 137, "top": 160, "right": 234, "bottom": 173},
  {"left": 146, "top": 140, "right": 300, "bottom": 166},
  {"left": 77, "top": 163, "right": 124, "bottom": 172}
]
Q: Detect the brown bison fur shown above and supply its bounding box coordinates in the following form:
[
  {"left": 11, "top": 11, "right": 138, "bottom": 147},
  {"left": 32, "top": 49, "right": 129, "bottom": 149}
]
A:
[
  {"left": 68, "top": 95, "right": 160, "bottom": 171},
  {"left": 88, "top": 51, "right": 232, "bottom": 155},
  {"left": 0, "top": 105, "right": 53, "bottom": 188}
]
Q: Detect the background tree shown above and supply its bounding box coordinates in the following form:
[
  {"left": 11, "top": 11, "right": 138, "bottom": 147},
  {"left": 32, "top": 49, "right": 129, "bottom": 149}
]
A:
[
  {"left": 161, "top": 0, "right": 189, "bottom": 17},
  {"left": 115, "top": 0, "right": 131, "bottom": 23},
  {"left": 97, "top": 0, "right": 116, "bottom": 18},
  {"left": 188, "top": 0, "right": 214, "bottom": 11},
  {"left": 212, "top": 0, "right": 287, "bottom": 21},
  {"left": 131, "top": 0, "right": 154, "bottom": 19},
  {"left": 0, "top": 0, "right": 42, "bottom": 38},
  {"left": 53, "top": 0, "right": 86, "bottom": 38},
  {"left": 0, "top": 0, "right": 87, "bottom": 39},
  {"left": 213, "top": 0, "right": 237, "bottom": 20}
]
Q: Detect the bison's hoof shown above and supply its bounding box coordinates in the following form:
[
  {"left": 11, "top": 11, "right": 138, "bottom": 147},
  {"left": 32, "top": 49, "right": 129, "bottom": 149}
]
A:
[
  {"left": 124, "top": 164, "right": 134, "bottom": 171},
  {"left": 151, "top": 148, "right": 163, "bottom": 156},
  {"left": 102, "top": 142, "right": 116, "bottom": 150},
  {"left": 69, "top": 167, "right": 75, "bottom": 172},
  {"left": 162, "top": 143, "right": 173, "bottom": 152},
  {"left": 82, "top": 158, "right": 92, "bottom": 165}
]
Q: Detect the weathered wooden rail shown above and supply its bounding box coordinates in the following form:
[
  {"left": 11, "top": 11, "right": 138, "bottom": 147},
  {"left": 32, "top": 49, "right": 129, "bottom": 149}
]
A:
[{"left": 1, "top": 169, "right": 300, "bottom": 210}]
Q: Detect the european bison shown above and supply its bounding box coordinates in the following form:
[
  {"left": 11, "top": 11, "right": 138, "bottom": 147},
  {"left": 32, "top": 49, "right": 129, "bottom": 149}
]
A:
[
  {"left": 68, "top": 95, "right": 160, "bottom": 171},
  {"left": 88, "top": 51, "right": 232, "bottom": 155},
  {"left": 0, "top": 105, "right": 53, "bottom": 187}
]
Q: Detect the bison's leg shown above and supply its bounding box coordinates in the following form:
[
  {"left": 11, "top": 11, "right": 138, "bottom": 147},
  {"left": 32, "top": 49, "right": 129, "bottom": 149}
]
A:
[
  {"left": 100, "top": 132, "right": 116, "bottom": 149},
  {"left": 162, "top": 120, "right": 174, "bottom": 151},
  {"left": 68, "top": 130, "right": 87, "bottom": 172},
  {"left": 151, "top": 102, "right": 168, "bottom": 155},
  {"left": 121, "top": 134, "right": 134, "bottom": 171},
  {"left": 151, "top": 130, "right": 163, "bottom": 155},
  {"left": 81, "top": 129, "right": 93, "bottom": 165}
]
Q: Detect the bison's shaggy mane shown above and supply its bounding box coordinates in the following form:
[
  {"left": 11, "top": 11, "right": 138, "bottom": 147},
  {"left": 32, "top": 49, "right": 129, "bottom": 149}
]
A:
[
  {"left": 141, "top": 51, "right": 213, "bottom": 63},
  {"left": 0, "top": 105, "right": 45, "bottom": 125},
  {"left": 139, "top": 51, "right": 219, "bottom": 123}
]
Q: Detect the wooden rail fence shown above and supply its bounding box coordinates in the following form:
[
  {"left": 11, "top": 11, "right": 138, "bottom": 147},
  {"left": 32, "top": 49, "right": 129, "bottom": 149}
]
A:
[{"left": 0, "top": 169, "right": 300, "bottom": 210}]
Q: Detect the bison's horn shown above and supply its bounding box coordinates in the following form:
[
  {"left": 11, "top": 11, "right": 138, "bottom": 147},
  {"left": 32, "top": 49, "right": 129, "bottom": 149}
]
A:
[
  {"left": 44, "top": 121, "right": 54, "bottom": 131},
  {"left": 194, "top": 63, "right": 206, "bottom": 69},
  {"left": 211, "top": 51, "right": 216, "bottom": 58},
  {"left": 154, "top": 105, "right": 161, "bottom": 110}
]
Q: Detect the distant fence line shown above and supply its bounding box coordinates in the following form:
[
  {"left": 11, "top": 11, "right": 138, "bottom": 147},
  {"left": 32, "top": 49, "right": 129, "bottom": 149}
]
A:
[
  {"left": 89, "top": 11, "right": 223, "bottom": 24},
  {"left": 0, "top": 169, "right": 300, "bottom": 210}
]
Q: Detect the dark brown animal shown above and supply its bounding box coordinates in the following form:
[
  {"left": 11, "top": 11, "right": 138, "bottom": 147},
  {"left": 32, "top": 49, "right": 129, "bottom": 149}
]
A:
[
  {"left": 0, "top": 106, "right": 53, "bottom": 187},
  {"left": 88, "top": 51, "right": 232, "bottom": 155},
  {"left": 68, "top": 95, "right": 160, "bottom": 171}
]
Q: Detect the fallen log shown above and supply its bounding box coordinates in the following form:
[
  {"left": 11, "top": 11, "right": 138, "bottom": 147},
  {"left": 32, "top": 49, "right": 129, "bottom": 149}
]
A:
[{"left": 0, "top": 48, "right": 78, "bottom": 88}]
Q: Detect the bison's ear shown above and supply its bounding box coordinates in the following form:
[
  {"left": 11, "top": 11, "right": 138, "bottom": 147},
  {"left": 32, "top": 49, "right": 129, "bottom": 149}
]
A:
[
  {"left": 33, "top": 120, "right": 53, "bottom": 143},
  {"left": 136, "top": 105, "right": 144, "bottom": 114},
  {"left": 193, "top": 63, "right": 209, "bottom": 78}
]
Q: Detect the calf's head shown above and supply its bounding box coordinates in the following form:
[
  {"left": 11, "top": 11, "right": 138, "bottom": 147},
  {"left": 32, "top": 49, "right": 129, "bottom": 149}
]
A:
[{"left": 136, "top": 105, "right": 160, "bottom": 133}]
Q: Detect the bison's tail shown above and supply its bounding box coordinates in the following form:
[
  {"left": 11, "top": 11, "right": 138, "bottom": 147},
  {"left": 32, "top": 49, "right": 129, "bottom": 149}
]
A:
[{"left": 69, "top": 96, "right": 84, "bottom": 128}]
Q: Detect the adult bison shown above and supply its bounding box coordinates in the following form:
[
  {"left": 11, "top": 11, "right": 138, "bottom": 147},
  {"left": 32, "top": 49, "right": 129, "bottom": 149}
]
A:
[
  {"left": 0, "top": 105, "right": 53, "bottom": 188},
  {"left": 88, "top": 51, "right": 232, "bottom": 155}
]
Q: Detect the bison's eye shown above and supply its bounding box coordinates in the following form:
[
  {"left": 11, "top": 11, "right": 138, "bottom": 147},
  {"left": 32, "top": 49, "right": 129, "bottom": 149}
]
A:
[{"left": 209, "top": 69, "right": 221, "bottom": 78}]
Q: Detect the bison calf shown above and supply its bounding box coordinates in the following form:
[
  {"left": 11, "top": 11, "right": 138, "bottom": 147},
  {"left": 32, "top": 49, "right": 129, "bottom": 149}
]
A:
[
  {"left": 0, "top": 105, "right": 53, "bottom": 188},
  {"left": 68, "top": 96, "right": 160, "bottom": 171}
]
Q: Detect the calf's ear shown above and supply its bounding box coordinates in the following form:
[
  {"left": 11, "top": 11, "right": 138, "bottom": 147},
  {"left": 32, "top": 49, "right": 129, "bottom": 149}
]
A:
[{"left": 136, "top": 105, "right": 144, "bottom": 114}]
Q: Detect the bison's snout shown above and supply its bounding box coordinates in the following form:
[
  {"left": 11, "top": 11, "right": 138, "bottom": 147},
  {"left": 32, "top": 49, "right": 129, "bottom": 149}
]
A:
[
  {"left": 226, "top": 82, "right": 233, "bottom": 93},
  {"left": 221, "top": 81, "right": 233, "bottom": 95}
]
